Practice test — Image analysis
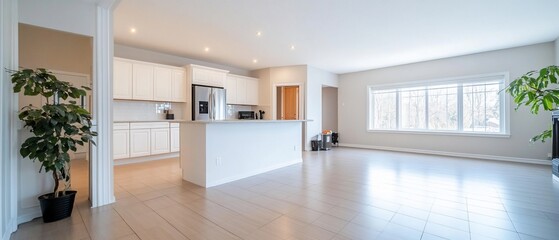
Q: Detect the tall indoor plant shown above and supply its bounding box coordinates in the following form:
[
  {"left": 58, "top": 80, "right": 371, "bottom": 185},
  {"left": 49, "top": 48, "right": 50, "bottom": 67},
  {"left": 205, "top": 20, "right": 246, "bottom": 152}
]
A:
[
  {"left": 505, "top": 65, "right": 559, "bottom": 143},
  {"left": 11, "top": 68, "right": 96, "bottom": 222}
]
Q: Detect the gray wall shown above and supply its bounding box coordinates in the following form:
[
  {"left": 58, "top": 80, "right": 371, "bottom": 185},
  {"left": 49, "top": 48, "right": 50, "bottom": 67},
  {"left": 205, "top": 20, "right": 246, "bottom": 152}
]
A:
[
  {"left": 556, "top": 39, "right": 559, "bottom": 64},
  {"left": 114, "top": 44, "right": 250, "bottom": 76},
  {"left": 322, "top": 87, "right": 338, "bottom": 131},
  {"left": 339, "top": 42, "right": 555, "bottom": 160}
]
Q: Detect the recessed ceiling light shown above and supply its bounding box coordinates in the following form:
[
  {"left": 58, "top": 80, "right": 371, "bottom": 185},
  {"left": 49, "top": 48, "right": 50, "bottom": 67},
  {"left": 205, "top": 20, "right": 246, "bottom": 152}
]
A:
[
  {"left": 290, "top": 45, "right": 295, "bottom": 50},
  {"left": 256, "top": 31, "right": 262, "bottom": 37},
  {"left": 204, "top": 47, "right": 210, "bottom": 52},
  {"left": 252, "top": 59, "right": 258, "bottom": 63},
  {"left": 130, "top": 27, "right": 136, "bottom": 33}
]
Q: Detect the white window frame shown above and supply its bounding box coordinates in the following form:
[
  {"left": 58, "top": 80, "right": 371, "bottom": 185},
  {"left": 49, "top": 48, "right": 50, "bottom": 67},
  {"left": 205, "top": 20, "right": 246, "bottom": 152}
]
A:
[{"left": 367, "top": 72, "right": 510, "bottom": 138}]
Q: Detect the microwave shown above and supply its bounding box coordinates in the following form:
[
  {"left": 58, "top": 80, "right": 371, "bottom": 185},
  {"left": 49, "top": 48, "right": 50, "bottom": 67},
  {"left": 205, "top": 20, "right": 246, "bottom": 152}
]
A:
[{"left": 238, "top": 111, "right": 255, "bottom": 119}]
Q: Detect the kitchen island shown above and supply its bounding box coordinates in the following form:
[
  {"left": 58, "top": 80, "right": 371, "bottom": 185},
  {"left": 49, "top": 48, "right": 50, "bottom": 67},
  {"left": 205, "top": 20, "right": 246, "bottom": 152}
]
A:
[{"left": 180, "top": 120, "right": 305, "bottom": 187}]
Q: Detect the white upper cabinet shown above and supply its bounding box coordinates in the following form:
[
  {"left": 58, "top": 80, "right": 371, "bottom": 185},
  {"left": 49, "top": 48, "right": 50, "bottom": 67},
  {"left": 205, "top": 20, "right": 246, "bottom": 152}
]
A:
[
  {"left": 132, "top": 63, "right": 154, "bottom": 100},
  {"left": 188, "top": 65, "right": 228, "bottom": 88},
  {"left": 113, "top": 58, "right": 187, "bottom": 102},
  {"left": 226, "top": 74, "right": 259, "bottom": 105},
  {"left": 153, "top": 66, "right": 173, "bottom": 101},
  {"left": 113, "top": 58, "right": 133, "bottom": 99},
  {"left": 171, "top": 70, "right": 187, "bottom": 102},
  {"left": 224, "top": 75, "right": 237, "bottom": 104},
  {"left": 236, "top": 77, "right": 247, "bottom": 104},
  {"left": 246, "top": 77, "right": 259, "bottom": 105}
]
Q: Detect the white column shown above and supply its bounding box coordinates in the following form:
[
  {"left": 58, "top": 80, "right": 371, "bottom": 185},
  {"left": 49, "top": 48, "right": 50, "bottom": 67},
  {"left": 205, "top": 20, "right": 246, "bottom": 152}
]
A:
[
  {"left": 90, "top": 4, "right": 115, "bottom": 208},
  {"left": 1, "top": 0, "right": 20, "bottom": 238}
]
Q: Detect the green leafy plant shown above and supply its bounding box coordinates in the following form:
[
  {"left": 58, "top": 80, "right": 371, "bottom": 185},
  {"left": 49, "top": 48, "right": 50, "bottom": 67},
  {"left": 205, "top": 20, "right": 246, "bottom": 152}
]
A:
[
  {"left": 504, "top": 65, "right": 559, "bottom": 143},
  {"left": 11, "top": 68, "right": 97, "bottom": 197}
]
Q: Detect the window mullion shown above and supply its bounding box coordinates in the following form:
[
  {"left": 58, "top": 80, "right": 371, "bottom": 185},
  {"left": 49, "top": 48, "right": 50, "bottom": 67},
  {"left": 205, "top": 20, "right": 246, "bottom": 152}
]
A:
[
  {"left": 396, "top": 90, "right": 400, "bottom": 130},
  {"left": 425, "top": 88, "right": 429, "bottom": 130},
  {"left": 457, "top": 84, "right": 463, "bottom": 131}
]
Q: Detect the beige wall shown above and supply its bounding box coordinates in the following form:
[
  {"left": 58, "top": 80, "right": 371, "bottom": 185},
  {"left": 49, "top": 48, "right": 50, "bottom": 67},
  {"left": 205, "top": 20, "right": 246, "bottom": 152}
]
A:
[
  {"left": 19, "top": 23, "right": 92, "bottom": 74},
  {"left": 18, "top": 24, "right": 92, "bottom": 110},
  {"left": 322, "top": 87, "right": 338, "bottom": 132},
  {"left": 339, "top": 42, "right": 555, "bottom": 161}
]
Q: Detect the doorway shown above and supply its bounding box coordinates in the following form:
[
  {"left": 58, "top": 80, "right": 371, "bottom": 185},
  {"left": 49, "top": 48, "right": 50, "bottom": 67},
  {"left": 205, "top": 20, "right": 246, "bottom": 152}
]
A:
[
  {"left": 18, "top": 23, "right": 93, "bottom": 211},
  {"left": 277, "top": 86, "right": 300, "bottom": 120}
]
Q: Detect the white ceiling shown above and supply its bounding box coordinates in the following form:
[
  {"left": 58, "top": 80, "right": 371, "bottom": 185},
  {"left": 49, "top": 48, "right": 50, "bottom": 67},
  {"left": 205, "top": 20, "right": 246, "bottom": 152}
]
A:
[{"left": 114, "top": 0, "right": 559, "bottom": 74}]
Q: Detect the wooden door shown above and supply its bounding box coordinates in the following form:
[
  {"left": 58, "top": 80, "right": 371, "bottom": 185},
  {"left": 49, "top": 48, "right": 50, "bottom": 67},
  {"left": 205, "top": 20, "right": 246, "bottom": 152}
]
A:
[{"left": 283, "top": 86, "right": 299, "bottom": 120}]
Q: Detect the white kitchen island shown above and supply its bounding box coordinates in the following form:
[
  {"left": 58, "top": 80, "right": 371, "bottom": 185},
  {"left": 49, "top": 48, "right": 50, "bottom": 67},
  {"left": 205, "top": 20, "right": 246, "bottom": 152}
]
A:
[{"left": 180, "top": 120, "right": 305, "bottom": 187}]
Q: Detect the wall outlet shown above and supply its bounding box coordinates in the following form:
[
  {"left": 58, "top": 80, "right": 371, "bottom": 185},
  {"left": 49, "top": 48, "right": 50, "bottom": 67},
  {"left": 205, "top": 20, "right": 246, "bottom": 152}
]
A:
[
  {"left": 215, "top": 157, "right": 222, "bottom": 166},
  {"left": 548, "top": 153, "right": 553, "bottom": 159}
]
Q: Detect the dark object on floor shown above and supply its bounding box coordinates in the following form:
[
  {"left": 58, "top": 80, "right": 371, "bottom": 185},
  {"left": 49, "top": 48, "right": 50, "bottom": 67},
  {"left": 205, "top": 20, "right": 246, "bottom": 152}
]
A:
[
  {"left": 553, "top": 158, "right": 559, "bottom": 181},
  {"left": 321, "top": 134, "right": 332, "bottom": 150},
  {"left": 332, "top": 132, "right": 339, "bottom": 146},
  {"left": 311, "top": 140, "right": 321, "bottom": 151},
  {"left": 39, "top": 190, "right": 77, "bottom": 223}
]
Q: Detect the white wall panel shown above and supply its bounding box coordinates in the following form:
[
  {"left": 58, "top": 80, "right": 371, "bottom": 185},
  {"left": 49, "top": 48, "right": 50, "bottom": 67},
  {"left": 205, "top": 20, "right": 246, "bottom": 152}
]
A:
[{"left": 18, "top": 0, "right": 96, "bottom": 37}]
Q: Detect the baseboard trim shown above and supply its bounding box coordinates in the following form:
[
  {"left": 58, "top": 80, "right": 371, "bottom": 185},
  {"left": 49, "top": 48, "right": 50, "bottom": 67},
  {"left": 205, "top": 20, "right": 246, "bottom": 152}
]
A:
[
  {"left": 3, "top": 217, "right": 17, "bottom": 240},
  {"left": 114, "top": 152, "right": 179, "bottom": 166},
  {"left": 17, "top": 207, "right": 41, "bottom": 225},
  {"left": 339, "top": 143, "right": 551, "bottom": 165}
]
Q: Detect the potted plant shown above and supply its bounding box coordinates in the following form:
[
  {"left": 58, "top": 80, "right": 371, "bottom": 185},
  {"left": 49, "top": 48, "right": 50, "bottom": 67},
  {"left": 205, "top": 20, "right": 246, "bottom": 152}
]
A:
[
  {"left": 10, "top": 68, "right": 96, "bottom": 223},
  {"left": 505, "top": 65, "right": 559, "bottom": 143}
]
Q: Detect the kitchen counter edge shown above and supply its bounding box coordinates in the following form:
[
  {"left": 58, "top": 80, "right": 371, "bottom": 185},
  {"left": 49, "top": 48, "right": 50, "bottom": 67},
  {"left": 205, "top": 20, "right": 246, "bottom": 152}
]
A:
[{"left": 182, "top": 119, "right": 311, "bottom": 124}]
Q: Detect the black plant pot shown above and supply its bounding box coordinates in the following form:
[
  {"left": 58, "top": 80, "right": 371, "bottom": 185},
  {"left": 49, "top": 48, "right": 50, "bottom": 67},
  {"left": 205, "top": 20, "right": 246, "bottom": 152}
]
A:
[{"left": 38, "top": 190, "right": 77, "bottom": 223}]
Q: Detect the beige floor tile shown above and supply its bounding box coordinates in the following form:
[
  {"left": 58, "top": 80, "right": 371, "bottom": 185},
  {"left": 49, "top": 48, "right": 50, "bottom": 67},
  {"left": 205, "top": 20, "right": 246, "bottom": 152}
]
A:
[{"left": 11, "top": 148, "right": 559, "bottom": 240}]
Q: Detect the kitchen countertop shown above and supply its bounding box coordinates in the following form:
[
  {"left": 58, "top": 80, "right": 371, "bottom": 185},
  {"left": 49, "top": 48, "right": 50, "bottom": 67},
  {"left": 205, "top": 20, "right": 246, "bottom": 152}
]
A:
[
  {"left": 114, "top": 119, "right": 187, "bottom": 123},
  {"left": 114, "top": 119, "right": 311, "bottom": 123},
  {"left": 183, "top": 119, "right": 311, "bottom": 124}
]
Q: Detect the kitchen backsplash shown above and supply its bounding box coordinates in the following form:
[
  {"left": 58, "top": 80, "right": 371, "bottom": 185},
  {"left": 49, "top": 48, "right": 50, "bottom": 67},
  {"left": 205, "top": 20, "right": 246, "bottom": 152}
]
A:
[
  {"left": 113, "top": 100, "right": 185, "bottom": 121},
  {"left": 226, "top": 105, "right": 252, "bottom": 120}
]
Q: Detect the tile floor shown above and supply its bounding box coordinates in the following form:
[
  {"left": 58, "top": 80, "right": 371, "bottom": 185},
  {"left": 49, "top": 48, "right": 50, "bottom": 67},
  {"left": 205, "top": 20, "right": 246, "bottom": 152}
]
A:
[{"left": 10, "top": 147, "right": 559, "bottom": 240}]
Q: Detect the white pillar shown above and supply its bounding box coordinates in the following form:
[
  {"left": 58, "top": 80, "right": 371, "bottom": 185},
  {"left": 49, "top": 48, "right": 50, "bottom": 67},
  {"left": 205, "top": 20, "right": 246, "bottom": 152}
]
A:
[
  {"left": 1, "top": 0, "right": 20, "bottom": 238},
  {"left": 90, "top": 4, "right": 116, "bottom": 208}
]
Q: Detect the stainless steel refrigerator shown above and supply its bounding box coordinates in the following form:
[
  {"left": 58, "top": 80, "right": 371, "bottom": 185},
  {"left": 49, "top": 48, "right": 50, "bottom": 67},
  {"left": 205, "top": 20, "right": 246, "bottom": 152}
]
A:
[{"left": 192, "top": 85, "right": 227, "bottom": 120}]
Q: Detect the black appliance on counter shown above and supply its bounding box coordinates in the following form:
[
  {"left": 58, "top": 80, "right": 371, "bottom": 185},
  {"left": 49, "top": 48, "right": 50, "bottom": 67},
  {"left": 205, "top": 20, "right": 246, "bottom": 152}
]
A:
[{"left": 238, "top": 111, "right": 255, "bottom": 120}]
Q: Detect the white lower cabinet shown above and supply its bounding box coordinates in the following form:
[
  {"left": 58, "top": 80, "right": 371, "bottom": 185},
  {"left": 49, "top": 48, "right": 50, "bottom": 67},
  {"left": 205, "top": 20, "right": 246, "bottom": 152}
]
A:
[
  {"left": 170, "top": 124, "right": 180, "bottom": 152},
  {"left": 113, "top": 123, "right": 130, "bottom": 159},
  {"left": 151, "top": 128, "right": 170, "bottom": 154},
  {"left": 114, "top": 122, "right": 175, "bottom": 161},
  {"left": 129, "top": 128, "right": 151, "bottom": 157}
]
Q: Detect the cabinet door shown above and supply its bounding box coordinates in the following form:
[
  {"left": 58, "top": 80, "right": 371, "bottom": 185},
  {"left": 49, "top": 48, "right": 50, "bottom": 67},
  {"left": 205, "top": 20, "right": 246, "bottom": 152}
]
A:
[
  {"left": 132, "top": 63, "right": 154, "bottom": 100},
  {"left": 170, "top": 127, "right": 180, "bottom": 152},
  {"left": 246, "top": 78, "right": 259, "bottom": 105},
  {"left": 171, "top": 70, "right": 187, "bottom": 102},
  {"left": 236, "top": 77, "right": 247, "bottom": 104},
  {"left": 211, "top": 71, "right": 225, "bottom": 87},
  {"left": 153, "top": 67, "right": 172, "bottom": 101},
  {"left": 130, "top": 129, "right": 151, "bottom": 157},
  {"left": 113, "top": 129, "right": 130, "bottom": 159},
  {"left": 151, "top": 128, "right": 170, "bottom": 154},
  {"left": 113, "top": 59, "right": 133, "bottom": 99},
  {"left": 225, "top": 75, "right": 237, "bottom": 104},
  {"left": 191, "top": 68, "right": 207, "bottom": 85}
]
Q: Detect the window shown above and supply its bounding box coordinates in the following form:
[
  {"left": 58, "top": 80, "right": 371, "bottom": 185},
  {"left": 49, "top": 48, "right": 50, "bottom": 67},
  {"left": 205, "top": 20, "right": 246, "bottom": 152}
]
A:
[{"left": 368, "top": 73, "right": 507, "bottom": 135}]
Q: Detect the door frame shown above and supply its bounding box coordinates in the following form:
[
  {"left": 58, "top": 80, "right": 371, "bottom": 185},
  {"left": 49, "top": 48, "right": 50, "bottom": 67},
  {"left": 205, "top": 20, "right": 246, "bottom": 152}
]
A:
[{"left": 272, "top": 82, "right": 304, "bottom": 120}]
